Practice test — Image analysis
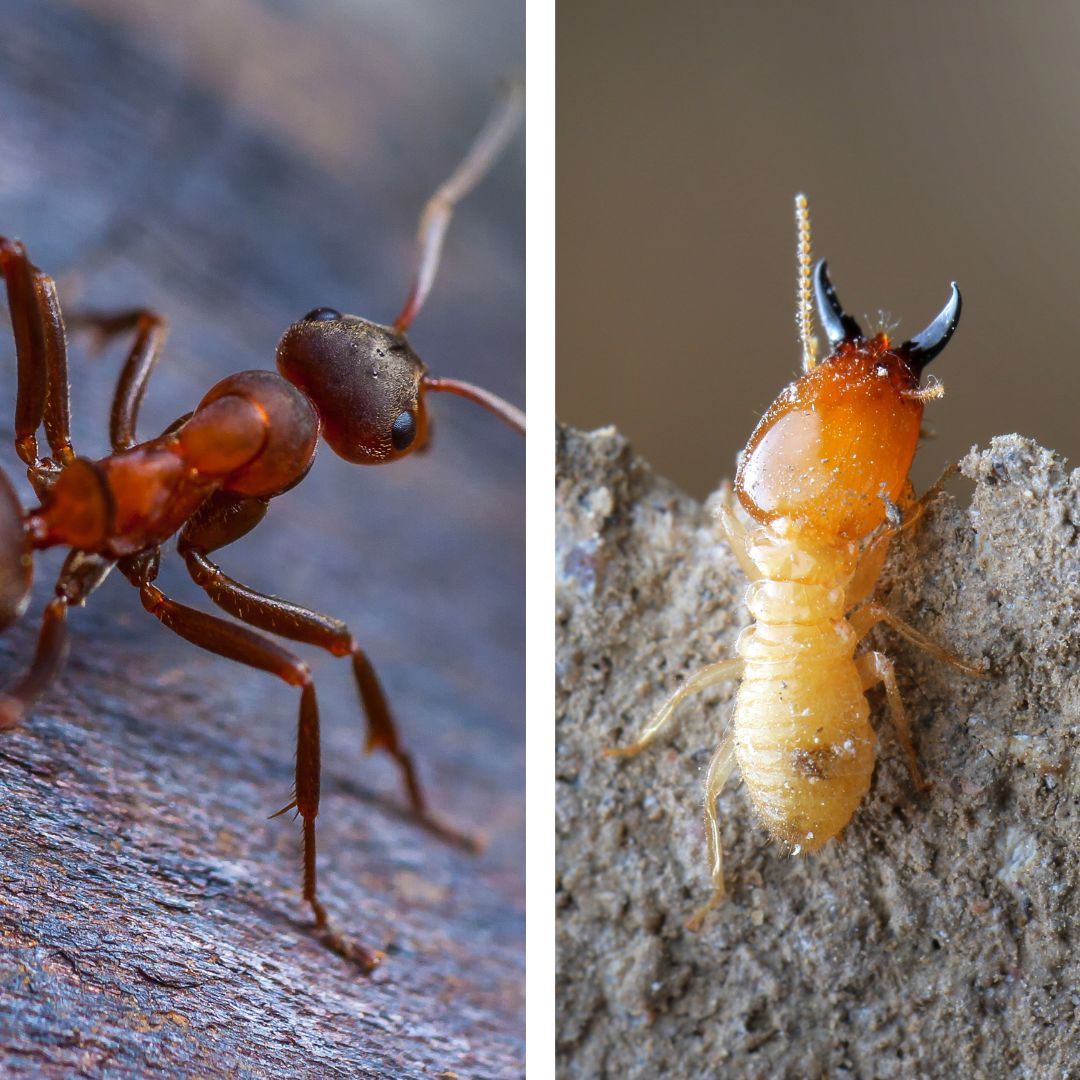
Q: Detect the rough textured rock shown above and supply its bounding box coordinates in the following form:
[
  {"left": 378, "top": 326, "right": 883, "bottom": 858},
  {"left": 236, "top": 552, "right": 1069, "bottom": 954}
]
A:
[{"left": 556, "top": 424, "right": 1079, "bottom": 1080}]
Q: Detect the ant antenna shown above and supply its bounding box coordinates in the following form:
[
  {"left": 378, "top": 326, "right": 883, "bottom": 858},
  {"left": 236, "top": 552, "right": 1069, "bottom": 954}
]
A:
[
  {"left": 421, "top": 374, "right": 525, "bottom": 434},
  {"left": 394, "top": 81, "right": 524, "bottom": 333},
  {"left": 794, "top": 194, "right": 817, "bottom": 371}
]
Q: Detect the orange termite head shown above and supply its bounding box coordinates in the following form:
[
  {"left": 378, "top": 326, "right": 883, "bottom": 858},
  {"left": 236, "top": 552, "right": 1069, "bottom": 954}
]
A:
[{"left": 736, "top": 260, "right": 962, "bottom": 543}]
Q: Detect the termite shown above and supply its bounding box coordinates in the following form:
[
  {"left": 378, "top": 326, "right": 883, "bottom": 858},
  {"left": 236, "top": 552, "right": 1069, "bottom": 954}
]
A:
[
  {"left": 0, "top": 86, "right": 524, "bottom": 971},
  {"left": 607, "top": 195, "right": 986, "bottom": 929}
]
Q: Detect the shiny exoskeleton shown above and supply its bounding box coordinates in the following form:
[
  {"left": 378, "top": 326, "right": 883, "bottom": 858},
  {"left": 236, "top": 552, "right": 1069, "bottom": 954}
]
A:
[
  {"left": 608, "top": 197, "right": 985, "bottom": 929},
  {"left": 0, "top": 87, "right": 524, "bottom": 971}
]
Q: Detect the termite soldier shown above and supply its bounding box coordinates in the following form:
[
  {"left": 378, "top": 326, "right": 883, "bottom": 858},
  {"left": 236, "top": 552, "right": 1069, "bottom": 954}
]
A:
[{"left": 607, "top": 195, "right": 986, "bottom": 929}]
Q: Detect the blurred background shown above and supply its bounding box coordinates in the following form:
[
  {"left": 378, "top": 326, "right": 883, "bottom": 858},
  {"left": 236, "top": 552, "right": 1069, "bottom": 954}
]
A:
[
  {"left": 0, "top": 0, "right": 523, "bottom": 1066},
  {"left": 559, "top": 1, "right": 1079, "bottom": 498}
]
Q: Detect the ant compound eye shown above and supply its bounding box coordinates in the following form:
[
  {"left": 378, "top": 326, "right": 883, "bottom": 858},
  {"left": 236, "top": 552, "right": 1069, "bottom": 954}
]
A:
[
  {"left": 391, "top": 410, "right": 417, "bottom": 451},
  {"left": 303, "top": 307, "right": 341, "bottom": 322}
]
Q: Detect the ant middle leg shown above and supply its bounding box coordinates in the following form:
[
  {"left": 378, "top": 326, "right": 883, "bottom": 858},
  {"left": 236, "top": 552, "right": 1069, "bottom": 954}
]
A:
[
  {"left": 65, "top": 309, "right": 168, "bottom": 451},
  {"left": 175, "top": 495, "right": 478, "bottom": 852},
  {"left": 0, "top": 238, "right": 75, "bottom": 492},
  {"left": 0, "top": 550, "right": 115, "bottom": 729},
  {"left": 119, "top": 549, "right": 382, "bottom": 972}
]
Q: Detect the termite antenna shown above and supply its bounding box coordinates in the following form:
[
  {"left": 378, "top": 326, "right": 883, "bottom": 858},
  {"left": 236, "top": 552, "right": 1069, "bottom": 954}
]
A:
[
  {"left": 394, "top": 80, "right": 524, "bottom": 333},
  {"left": 794, "top": 194, "right": 818, "bottom": 371},
  {"left": 421, "top": 375, "right": 525, "bottom": 435}
]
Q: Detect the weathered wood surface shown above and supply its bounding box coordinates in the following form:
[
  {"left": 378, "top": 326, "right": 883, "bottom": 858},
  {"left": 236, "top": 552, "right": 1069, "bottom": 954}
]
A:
[{"left": 0, "top": 2, "right": 524, "bottom": 1076}]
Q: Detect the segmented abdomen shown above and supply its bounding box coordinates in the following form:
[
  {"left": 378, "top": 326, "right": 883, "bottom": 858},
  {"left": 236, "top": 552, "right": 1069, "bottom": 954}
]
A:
[{"left": 733, "top": 578, "right": 876, "bottom": 851}]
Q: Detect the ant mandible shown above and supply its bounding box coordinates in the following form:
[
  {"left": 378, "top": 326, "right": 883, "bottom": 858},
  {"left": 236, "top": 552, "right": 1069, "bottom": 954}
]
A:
[{"left": 0, "top": 86, "right": 525, "bottom": 972}]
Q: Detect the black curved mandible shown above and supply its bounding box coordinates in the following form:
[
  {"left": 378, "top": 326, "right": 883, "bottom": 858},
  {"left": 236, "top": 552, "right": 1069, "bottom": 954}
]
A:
[
  {"left": 813, "top": 260, "right": 863, "bottom": 346},
  {"left": 898, "top": 283, "right": 962, "bottom": 372}
]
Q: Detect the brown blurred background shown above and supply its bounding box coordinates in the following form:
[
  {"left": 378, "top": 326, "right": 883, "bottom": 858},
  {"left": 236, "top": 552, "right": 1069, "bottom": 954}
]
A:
[{"left": 559, "top": 1, "right": 1079, "bottom": 498}]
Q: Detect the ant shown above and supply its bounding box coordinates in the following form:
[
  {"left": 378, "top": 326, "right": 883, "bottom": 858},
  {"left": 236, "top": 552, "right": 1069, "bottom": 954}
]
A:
[
  {"left": 0, "top": 86, "right": 525, "bottom": 972},
  {"left": 607, "top": 195, "right": 986, "bottom": 929}
]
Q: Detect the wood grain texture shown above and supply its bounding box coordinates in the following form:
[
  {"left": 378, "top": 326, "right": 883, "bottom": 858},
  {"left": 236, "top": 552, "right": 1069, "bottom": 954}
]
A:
[{"left": 0, "top": 2, "right": 524, "bottom": 1076}]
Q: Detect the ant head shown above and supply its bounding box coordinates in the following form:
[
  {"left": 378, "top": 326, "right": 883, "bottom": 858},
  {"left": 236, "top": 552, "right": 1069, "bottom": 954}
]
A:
[
  {"left": 276, "top": 88, "right": 526, "bottom": 464},
  {"left": 276, "top": 308, "right": 430, "bottom": 464}
]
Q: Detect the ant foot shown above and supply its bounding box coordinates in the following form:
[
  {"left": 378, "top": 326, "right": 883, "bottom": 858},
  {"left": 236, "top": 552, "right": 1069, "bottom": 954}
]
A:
[
  {"left": 308, "top": 898, "right": 383, "bottom": 973},
  {"left": 317, "top": 923, "right": 384, "bottom": 974},
  {"left": 419, "top": 811, "right": 485, "bottom": 855},
  {"left": 0, "top": 695, "right": 25, "bottom": 731}
]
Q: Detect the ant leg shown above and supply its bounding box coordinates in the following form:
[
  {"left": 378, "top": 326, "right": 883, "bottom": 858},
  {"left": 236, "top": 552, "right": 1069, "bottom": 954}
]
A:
[
  {"left": 856, "top": 650, "right": 928, "bottom": 791},
  {"left": 176, "top": 498, "right": 477, "bottom": 851},
  {"left": 850, "top": 601, "right": 987, "bottom": 676},
  {"left": 66, "top": 309, "right": 168, "bottom": 451},
  {"left": 604, "top": 657, "right": 743, "bottom": 759},
  {"left": 686, "top": 732, "right": 737, "bottom": 931},
  {"left": 119, "top": 551, "right": 381, "bottom": 972},
  {"left": 0, "top": 238, "right": 74, "bottom": 491},
  {"left": 0, "top": 551, "right": 114, "bottom": 729}
]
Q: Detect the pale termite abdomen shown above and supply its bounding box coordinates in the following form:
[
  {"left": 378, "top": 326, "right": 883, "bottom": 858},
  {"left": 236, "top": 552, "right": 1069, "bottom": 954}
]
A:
[{"left": 734, "top": 543, "right": 876, "bottom": 852}]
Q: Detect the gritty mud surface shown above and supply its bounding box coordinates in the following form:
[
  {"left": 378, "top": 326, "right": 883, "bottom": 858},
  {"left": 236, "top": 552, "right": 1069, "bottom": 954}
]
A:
[{"left": 556, "top": 425, "right": 1079, "bottom": 1080}]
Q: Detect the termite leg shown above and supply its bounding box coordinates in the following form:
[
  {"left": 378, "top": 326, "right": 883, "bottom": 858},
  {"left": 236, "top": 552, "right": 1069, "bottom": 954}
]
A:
[
  {"left": 0, "top": 551, "right": 114, "bottom": 729},
  {"left": 845, "top": 532, "right": 893, "bottom": 610},
  {"left": 0, "top": 238, "right": 75, "bottom": 491},
  {"left": 176, "top": 496, "right": 479, "bottom": 852},
  {"left": 856, "top": 650, "right": 928, "bottom": 792},
  {"left": 605, "top": 657, "right": 743, "bottom": 759},
  {"left": 67, "top": 309, "right": 169, "bottom": 451},
  {"left": 850, "top": 601, "right": 987, "bottom": 676},
  {"left": 848, "top": 468, "right": 963, "bottom": 611},
  {"left": 118, "top": 551, "right": 382, "bottom": 972},
  {"left": 715, "top": 489, "right": 760, "bottom": 581},
  {"left": 686, "top": 732, "right": 737, "bottom": 931}
]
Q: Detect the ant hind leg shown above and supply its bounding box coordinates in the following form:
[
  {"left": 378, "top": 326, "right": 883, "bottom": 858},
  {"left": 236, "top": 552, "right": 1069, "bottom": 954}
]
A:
[
  {"left": 0, "top": 551, "right": 114, "bottom": 729},
  {"left": 0, "top": 238, "right": 75, "bottom": 493}
]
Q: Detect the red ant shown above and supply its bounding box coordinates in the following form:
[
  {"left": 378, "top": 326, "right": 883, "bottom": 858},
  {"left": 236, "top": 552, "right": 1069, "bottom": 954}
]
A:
[{"left": 0, "top": 86, "right": 525, "bottom": 972}]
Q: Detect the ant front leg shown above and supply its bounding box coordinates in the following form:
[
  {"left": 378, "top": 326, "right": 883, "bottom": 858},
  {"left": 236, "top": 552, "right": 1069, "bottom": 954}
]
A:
[
  {"left": 66, "top": 308, "right": 168, "bottom": 451},
  {"left": 0, "top": 238, "right": 75, "bottom": 494},
  {"left": 118, "top": 547, "right": 382, "bottom": 973},
  {"left": 176, "top": 493, "right": 480, "bottom": 852}
]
